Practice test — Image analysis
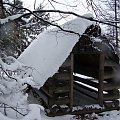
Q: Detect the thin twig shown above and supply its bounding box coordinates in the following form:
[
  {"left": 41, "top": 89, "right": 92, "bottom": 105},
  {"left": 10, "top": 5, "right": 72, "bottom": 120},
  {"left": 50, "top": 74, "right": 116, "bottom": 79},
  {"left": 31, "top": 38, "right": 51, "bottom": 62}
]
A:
[
  {"left": 2, "top": 103, "right": 27, "bottom": 116},
  {"left": 51, "top": 0, "right": 77, "bottom": 7},
  {"left": 0, "top": 65, "right": 17, "bottom": 82},
  {"left": 4, "top": 104, "right": 7, "bottom": 116}
]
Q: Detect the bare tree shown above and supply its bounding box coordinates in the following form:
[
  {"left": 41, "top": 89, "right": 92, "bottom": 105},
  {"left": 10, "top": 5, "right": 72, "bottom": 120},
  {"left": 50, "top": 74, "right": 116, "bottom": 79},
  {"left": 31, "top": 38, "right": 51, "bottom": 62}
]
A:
[{"left": 86, "top": 0, "right": 120, "bottom": 47}]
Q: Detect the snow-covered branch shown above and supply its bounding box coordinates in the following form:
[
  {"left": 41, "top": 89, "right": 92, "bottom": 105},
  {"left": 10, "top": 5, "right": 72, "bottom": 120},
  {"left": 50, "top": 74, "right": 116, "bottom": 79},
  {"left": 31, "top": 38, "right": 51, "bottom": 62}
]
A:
[
  {"left": 0, "top": 103, "right": 27, "bottom": 116},
  {"left": 0, "top": 55, "right": 41, "bottom": 119},
  {"left": 1, "top": 2, "right": 120, "bottom": 29}
]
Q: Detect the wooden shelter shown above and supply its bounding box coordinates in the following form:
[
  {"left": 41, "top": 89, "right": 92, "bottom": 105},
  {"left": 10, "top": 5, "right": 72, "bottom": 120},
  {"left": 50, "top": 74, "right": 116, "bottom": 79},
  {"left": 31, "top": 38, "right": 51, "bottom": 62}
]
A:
[{"left": 33, "top": 25, "right": 120, "bottom": 116}]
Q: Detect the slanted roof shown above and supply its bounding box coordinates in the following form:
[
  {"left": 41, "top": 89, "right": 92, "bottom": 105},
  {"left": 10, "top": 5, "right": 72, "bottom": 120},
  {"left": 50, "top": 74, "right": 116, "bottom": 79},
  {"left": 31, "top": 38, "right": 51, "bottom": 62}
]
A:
[{"left": 18, "top": 13, "right": 94, "bottom": 88}]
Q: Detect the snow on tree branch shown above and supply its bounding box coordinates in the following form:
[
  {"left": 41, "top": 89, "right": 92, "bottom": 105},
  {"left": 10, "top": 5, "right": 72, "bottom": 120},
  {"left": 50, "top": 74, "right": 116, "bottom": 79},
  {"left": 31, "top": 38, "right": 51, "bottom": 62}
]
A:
[
  {"left": 0, "top": 14, "right": 23, "bottom": 24},
  {"left": 1, "top": 2, "right": 120, "bottom": 30},
  {"left": 0, "top": 54, "right": 42, "bottom": 119}
]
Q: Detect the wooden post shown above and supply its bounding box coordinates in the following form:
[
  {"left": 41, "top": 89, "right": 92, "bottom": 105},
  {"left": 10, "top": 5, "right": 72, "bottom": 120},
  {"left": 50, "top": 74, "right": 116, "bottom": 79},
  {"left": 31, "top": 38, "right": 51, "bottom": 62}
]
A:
[
  {"left": 115, "top": 0, "right": 118, "bottom": 47},
  {"left": 70, "top": 53, "right": 74, "bottom": 112},
  {"left": 98, "top": 53, "right": 104, "bottom": 106}
]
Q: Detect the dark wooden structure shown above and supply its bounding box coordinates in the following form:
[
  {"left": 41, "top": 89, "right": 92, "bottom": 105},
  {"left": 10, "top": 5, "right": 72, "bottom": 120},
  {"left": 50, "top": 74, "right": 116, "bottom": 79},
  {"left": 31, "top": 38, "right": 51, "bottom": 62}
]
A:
[{"left": 33, "top": 25, "right": 120, "bottom": 116}]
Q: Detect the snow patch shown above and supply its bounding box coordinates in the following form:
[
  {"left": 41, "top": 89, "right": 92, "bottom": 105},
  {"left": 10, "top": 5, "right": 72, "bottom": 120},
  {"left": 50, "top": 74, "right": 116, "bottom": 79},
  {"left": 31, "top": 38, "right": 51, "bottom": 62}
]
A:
[
  {"left": 0, "top": 104, "right": 43, "bottom": 120},
  {"left": 0, "top": 14, "right": 22, "bottom": 24}
]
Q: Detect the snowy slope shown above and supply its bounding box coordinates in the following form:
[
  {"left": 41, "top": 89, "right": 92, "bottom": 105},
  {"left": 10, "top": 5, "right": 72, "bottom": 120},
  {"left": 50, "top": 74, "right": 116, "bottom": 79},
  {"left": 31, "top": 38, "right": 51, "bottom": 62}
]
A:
[{"left": 18, "top": 13, "right": 94, "bottom": 88}]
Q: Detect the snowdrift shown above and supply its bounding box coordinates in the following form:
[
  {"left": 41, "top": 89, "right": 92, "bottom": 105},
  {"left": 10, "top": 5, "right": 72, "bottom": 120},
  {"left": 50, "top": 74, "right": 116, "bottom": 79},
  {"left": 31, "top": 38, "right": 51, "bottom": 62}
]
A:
[{"left": 18, "top": 13, "right": 94, "bottom": 88}]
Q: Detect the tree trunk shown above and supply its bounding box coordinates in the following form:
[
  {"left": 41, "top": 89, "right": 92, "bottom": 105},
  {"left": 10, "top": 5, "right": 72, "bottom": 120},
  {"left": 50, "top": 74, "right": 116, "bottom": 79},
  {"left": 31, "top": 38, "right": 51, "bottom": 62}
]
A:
[{"left": 0, "top": 0, "right": 5, "bottom": 18}]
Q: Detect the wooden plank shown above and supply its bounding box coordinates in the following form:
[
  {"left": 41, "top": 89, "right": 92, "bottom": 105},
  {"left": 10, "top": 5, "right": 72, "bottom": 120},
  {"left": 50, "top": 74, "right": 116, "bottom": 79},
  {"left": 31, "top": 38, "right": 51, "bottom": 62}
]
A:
[
  {"left": 98, "top": 53, "right": 104, "bottom": 106},
  {"left": 49, "top": 97, "right": 70, "bottom": 105},
  {"left": 74, "top": 76, "right": 99, "bottom": 88},
  {"left": 40, "top": 87, "right": 53, "bottom": 98},
  {"left": 54, "top": 72, "right": 71, "bottom": 80},
  {"left": 104, "top": 100, "right": 119, "bottom": 108},
  {"left": 54, "top": 80, "right": 69, "bottom": 87},
  {"left": 74, "top": 81, "right": 98, "bottom": 93},
  {"left": 54, "top": 92, "right": 69, "bottom": 98},
  {"left": 59, "top": 66, "right": 71, "bottom": 72},
  {"left": 73, "top": 82, "right": 98, "bottom": 100},
  {"left": 103, "top": 94, "right": 120, "bottom": 101},
  {"left": 70, "top": 53, "right": 73, "bottom": 112},
  {"left": 104, "top": 83, "right": 120, "bottom": 90},
  {"left": 54, "top": 86, "right": 70, "bottom": 94}
]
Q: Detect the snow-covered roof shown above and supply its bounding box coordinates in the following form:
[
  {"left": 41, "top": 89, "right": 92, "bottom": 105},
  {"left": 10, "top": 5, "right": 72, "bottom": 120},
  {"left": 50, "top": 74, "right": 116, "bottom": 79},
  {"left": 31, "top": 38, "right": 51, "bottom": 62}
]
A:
[{"left": 18, "top": 13, "right": 94, "bottom": 88}]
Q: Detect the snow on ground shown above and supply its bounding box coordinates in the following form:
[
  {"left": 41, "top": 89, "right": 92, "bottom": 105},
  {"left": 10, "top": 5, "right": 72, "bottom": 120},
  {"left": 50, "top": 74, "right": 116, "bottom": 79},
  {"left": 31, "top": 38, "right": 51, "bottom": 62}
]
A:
[
  {"left": 97, "top": 110, "right": 120, "bottom": 120},
  {"left": 34, "top": 108, "right": 120, "bottom": 120},
  {"left": 5, "top": 108, "right": 120, "bottom": 120},
  {"left": 0, "top": 103, "right": 120, "bottom": 120},
  {"left": 18, "top": 13, "right": 94, "bottom": 88},
  {"left": 41, "top": 111, "right": 74, "bottom": 120},
  {"left": 0, "top": 104, "right": 43, "bottom": 120}
]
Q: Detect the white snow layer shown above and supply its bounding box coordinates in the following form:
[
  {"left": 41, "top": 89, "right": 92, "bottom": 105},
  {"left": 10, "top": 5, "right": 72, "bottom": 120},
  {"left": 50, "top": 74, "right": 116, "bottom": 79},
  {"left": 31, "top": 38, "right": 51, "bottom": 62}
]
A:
[
  {"left": 18, "top": 13, "right": 94, "bottom": 88},
  {"left": 0, "top": 104, "right": 43, "bottom": 120},
  {"left": 0, "top": 14, "right": 23, "bottom": 24},
  {"left": 1, "top": 104, "right": 120, "bottom": 120}
]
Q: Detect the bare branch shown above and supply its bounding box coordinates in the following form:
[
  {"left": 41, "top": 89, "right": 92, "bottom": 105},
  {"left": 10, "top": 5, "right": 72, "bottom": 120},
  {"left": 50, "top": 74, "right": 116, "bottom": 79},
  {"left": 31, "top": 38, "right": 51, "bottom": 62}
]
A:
[
  {"left": 51, "top": 0, "right": 77, "bottom": 7},
  {"left": 47, "top": 0, "right": 69, "bottom": 22},
  {"left": 1, "top": 2, "right": 120, "bottom": 30},
  {"left": 1, "top": 2, "right": 81, "bottom": 37},
  {"left": 4, "top": 104, "right": 7, "bottom": 116},
  {"left": 1, "top": 103, "right": 27, "bottom": 116},
  {"left": 48, "top": 0, "right": 55, "bottom": 9},
  {"left": 23, "top": 11, "right": 120, "bottom": 29},
  {"left": 0, "top": 65, "right": 17, "bottom": 82}
]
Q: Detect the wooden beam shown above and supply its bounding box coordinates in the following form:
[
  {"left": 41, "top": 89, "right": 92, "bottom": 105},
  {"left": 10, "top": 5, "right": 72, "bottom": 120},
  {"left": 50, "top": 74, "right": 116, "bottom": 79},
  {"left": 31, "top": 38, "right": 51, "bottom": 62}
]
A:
[
  {"left": 70, "top": 53, "right": 74, "bottom": 112},
  {"left": 98, "top": 53, "right": 104, "bottom": 106},
  {"left": 103, "top": 94, "right": 120, "bottom": 101},
  {"left": 74, "top": 82, "right": 98, "bottom": 100},
  {"left": 74, "top": 76, "right": 99, "bottom": 88},
  {"left": 54, "top": 72, "right": 71, "bottom": 80}
]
